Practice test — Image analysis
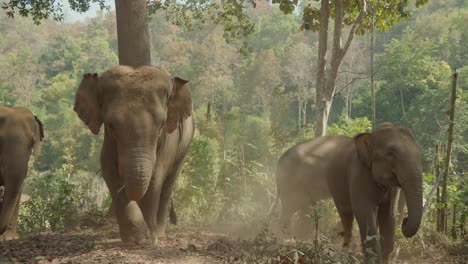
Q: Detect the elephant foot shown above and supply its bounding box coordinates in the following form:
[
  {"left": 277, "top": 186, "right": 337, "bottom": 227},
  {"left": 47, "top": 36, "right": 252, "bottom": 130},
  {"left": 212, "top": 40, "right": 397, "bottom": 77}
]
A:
[
  {"left": 117, "top": 202, "right": 152, "bottom": 246},
  {"left": 0, "top": 230, "right": 19, "bottom": 241},
  {"left": 155, "top": 224, "right": 167, "bottom": 239},
  {"left": 120, "top": 225, "right": 152, "bottom": 246}
]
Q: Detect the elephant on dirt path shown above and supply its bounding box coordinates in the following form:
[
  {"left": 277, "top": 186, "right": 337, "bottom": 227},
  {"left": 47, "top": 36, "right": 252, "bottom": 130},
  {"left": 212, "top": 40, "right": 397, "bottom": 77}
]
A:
[
  {"left": 275, "top": 123, "right": 423, "bottom": 263},
  {"left": 0, "top": 107, "right": 44, "bottom": 240},
  {"left": 74, "top": 66, "right": 194, "bottom": 245}
]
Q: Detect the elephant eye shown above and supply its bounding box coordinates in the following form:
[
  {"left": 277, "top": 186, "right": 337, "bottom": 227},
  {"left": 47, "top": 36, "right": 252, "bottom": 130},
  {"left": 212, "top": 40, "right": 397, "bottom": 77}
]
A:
[{"left": 386, "top": 148, "right": 398, "bottom": 159}]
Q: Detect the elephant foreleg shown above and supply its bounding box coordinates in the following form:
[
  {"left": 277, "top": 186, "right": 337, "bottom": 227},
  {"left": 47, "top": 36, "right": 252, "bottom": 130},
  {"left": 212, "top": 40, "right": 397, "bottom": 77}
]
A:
[
  {"left": 138, "top": 174, "right": 163, "bottom": 243},
  {"left": 156, "top": 158, "right": 185, "bottom": 237},
  {"left": 378, "top": 191, "right": 397, "bottom": 264},
  {"left": 354, "top": 205, "right": 382, "bottom": 264}
]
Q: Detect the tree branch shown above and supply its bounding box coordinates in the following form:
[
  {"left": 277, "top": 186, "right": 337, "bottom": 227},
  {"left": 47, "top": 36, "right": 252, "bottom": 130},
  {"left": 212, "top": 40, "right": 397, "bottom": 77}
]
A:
[{"left": 339, "top": 0, "right": 367, "bottom": 62}]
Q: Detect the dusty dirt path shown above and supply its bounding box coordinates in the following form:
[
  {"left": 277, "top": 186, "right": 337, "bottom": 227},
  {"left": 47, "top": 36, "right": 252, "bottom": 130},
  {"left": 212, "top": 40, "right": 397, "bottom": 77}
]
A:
[{"left": 0, "top": 224, "right": 465, "bottom": 263}]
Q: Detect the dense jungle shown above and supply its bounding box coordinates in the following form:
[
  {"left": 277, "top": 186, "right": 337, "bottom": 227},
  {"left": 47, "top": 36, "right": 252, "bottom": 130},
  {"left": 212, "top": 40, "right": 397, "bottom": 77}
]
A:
[{"left": 0, "top": 0, "right": 466, "bottom": 263}]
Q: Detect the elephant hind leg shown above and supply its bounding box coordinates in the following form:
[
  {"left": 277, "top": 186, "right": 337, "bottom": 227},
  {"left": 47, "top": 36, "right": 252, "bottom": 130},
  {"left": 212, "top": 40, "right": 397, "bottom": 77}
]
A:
[
  {"left": 0, "top": 196, "right": 20, "bottom": 241},
  {"left": 279, "top": 193, "right": 308, "bottom": 238},
  {"left": 338, "top": 209, "right": 354, "bottom": 248}
]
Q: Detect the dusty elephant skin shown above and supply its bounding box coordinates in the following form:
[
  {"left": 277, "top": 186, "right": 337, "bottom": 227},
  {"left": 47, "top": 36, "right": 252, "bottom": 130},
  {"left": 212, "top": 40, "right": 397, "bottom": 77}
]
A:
[
  {"left": 276, "top": 123, "right": 423, "bottom": 264},
  {"left": 0, "top": 107, "right": 44, "bottom": 240},
  {"left": 74, "top": 66, "right": 194, "bottom": 245}
]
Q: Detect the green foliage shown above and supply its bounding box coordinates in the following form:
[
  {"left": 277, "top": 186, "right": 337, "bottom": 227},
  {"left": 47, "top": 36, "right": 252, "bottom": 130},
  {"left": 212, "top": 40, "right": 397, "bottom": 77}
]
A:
[
  {"left": 175, "top": 135, "right": 222, "bottom": 224},
  {"left": 19, "top": 150, "right": 106, "bottom": 233},
  {"left": 1, "top": 0, "right": 109, "bottom": 24},
  {"left": 0, "top": 1, "right": 466, "bottom": 246},
  {"left": 327, "top": 115, "right": 372, "bottom": 137}
]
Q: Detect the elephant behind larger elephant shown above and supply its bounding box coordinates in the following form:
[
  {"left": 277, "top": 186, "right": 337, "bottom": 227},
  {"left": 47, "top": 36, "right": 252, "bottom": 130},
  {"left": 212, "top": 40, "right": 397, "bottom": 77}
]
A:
[
  {"left": 74, "top": 66, "right": 194, "bottom": 245},
  {"left": 275, "top": 122, "right": 423, "bottom": 264},
  {"left": 0, "top": 107, "right": 44, "bottom": 241}
]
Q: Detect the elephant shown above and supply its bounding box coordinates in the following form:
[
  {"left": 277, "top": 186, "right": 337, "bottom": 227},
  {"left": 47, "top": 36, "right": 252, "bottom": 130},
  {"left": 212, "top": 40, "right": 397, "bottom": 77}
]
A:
[
  {"left": 0, "top": 107, "right": 44, "bottom": 240},
  {"left": 275, "top": 123, "right": 422, "bottom": 263},
  {"left": 74, "top": 66, "right": 194, "bottom": 245}
]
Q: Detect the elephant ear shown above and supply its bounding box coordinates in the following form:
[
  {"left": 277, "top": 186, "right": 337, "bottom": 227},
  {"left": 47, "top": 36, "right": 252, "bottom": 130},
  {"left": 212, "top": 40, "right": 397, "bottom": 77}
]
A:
[
  {"left": 354, "top": 133, "right": 373, "bottom": 168},
  {"left": 167, "top": 77, "right": 192, "bottom": 133},
  {"left": 74, "top": 73, "right": 102, "bottom": 135}
]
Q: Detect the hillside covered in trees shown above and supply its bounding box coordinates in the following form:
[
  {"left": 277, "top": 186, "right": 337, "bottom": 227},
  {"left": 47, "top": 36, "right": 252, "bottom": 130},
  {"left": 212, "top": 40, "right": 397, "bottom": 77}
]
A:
[{"left": 0, "top": 0, "right": 466, "bottom": 263}]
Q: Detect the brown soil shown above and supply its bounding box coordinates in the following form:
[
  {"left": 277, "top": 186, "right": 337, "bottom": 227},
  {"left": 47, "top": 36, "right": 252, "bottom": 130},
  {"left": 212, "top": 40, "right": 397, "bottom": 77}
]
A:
[{"left": 0, "top": 224, "right": 465, "bottom": 264}]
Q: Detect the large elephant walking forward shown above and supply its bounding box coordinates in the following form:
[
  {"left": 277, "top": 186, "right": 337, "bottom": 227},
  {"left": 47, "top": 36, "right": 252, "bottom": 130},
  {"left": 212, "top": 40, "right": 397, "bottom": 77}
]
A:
[
  {"left": 74, "top": 66, "right": 194, "bottom": 245},
  {"left": 276, "top": 123, "right": 423, "bottom": 263},
  {"left": 0, "top": 107, "right": 44, "bottom": 240}
]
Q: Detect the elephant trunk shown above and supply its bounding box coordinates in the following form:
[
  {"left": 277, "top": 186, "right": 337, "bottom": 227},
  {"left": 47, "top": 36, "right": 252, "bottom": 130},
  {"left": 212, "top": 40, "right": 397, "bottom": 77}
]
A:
[
  {"left": 400, "top": 170, "right": 423, "bottom": 238},
  {"left": 121, "top": 147, "right": 155, "bottom": 201}
]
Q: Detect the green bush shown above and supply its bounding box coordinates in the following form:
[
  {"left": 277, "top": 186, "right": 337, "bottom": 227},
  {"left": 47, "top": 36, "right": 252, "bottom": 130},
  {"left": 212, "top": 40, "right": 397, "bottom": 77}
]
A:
[{"left": 327, "top": 115, "right": 372, "bottom": 137}]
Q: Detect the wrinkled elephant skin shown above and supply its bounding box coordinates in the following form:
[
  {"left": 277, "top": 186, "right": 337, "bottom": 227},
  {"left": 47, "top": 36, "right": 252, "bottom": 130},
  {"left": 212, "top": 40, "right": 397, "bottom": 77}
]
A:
[
  {"left": 276, "top": 123, "right": 423, "bottom": 264},
  {"left": 74, "top": 66, "right": 194, "bottom": 245},
  {"left": 0, "top": 107, "right": 44, "bottom": 240}
]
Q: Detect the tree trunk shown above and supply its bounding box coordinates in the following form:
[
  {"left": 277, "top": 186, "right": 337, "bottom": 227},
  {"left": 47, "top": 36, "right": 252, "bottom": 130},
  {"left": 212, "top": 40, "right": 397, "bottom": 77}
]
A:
[
  {"left": 206, "top": 102, "right": 211, "bottom": 121},
  {"left": 441, "top": 71, "right": 458, "bottom": 234},
  {"left": 451, "top": 204, "right": 457, "bottom": 239},
  {"left": 298, "top": 98, "right": 302, "bottom": 134},
  {"left": 370, "top": 5, "right": 376, "bottom": 130},
  {"left": 314, "top": 0, "right": 365, "bottom": 137},
  {"left": 115, "top": 0, "right": 151, "bottom": 67},
  {"left": 435, "top": 145, "right": 442, "bottom": 232},
  {"left": 399, "top": 88, "right": 406, "bottom": 116},
  {"left": 314, "top": 0, "right": 329, "bottom": 137},
  {"left": 461, "top": 208, "right": 466, "bottom": 237}
]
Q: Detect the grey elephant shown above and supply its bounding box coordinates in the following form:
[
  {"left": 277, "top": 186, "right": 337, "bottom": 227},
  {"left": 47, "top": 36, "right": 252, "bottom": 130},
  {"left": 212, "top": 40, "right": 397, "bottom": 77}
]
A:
[
  {"left": 276, "top": 123, "right": 422, "bottom": 263},
  {"left": 74, "top": 66, "right": 194, "bottom": 245},
  {"left": 0, "top": 107, "right": 44, "bottom": 240}
]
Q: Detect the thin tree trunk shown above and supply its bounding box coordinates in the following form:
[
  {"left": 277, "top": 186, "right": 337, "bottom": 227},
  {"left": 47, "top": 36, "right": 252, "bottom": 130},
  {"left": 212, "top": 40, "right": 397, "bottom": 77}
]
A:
[
  {"left": 302, "top": 101, "right": 307, "bottom": 129},
  {"left": 441, "top": 71, "right": 458, "bottom": 234},
  {"left": 399, "top": 88, "right": 406, "bottom": 116},
  {"left": 298, "top": 98, "right": 302, "bottom": 134},
  {"left": 452, "top": 204, "right": 457, "bottom": 239},
  {"left": 206, "top": 102, "right": 211, "bottom": 121},
  {"left": 461, "top": 209, "right": 466, "bottom": 237},
  {"left": 370, "top": 4, "right": 376, "bottom": 130},
  {"left": 314, "top": 0, "right": 366, "bottom": 137},
  {"left": 314, "top": 0, "right": 330, "bottom": 138},
  {"left": 435, "top": 145, "right": 442, "bottom": 232},
  {"left": 115, "top": 0, "right": 151, "bottom": 67}
]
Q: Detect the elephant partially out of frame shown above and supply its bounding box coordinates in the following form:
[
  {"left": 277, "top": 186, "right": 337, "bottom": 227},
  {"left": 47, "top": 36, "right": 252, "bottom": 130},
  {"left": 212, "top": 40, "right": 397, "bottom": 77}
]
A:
[
  {"left": 276, "top": 123, "right": 423, "bottom": 263},
  {"left": 74, "top": 66, "right": 194, "bottom": 245},
  {"left": 0, "top": 107, "right": 44, "bottom": 240}
]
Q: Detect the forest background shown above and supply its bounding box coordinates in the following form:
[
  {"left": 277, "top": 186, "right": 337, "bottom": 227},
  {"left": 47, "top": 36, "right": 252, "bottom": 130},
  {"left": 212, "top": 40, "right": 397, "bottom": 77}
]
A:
[{"left": 0, "top": 0, "right": 466, "bottom": 250}]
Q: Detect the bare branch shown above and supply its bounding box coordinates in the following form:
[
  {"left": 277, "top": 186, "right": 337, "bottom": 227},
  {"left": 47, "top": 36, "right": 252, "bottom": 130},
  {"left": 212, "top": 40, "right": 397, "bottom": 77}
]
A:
[{"left": 339, "top": 0, "right": 367, "bottom": 62}]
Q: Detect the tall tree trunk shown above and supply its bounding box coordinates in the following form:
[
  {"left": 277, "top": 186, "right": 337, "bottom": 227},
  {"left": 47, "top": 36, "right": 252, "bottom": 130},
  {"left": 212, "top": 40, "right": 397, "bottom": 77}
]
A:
[
  {"left": 206, "top": 102, "right": 211, "bottom": 121},
  {"left": 314, "top": 0, "right": 366, "bottom": 137},
  {"left": 441, "top": 71, "right": 458, "bottom": 234},
  {"left": 461, "top": 208, "right": 466, "bottom": 237},
  {"left": 298, "top": 98, "right": 302, "bottom": 134},
  {"left": 435, "top": 144, "right": 442, "bottom": 232},
  {"left": 302, "top": 101, "right": 307, "bottom": 129},
  {"left": 115, "top": 0, "right": 151, "bottom": 67},
  {"left": 370, "top": 4, "right": 376, "bottom": 130},
  {"left": 399, "top": 88, "right": 406, "bottom": 116},
  {"left": 452, "top": 204, "right": 457, "bottom": 239},
  {"left": 314, "top": 0, "right": 330, "bottom": 137}
]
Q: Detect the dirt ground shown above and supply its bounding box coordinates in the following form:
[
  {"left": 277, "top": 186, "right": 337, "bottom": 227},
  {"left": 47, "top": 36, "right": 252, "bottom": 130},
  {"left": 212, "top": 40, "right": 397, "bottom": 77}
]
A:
[{"left": 0, "top": 223, "right": 466, "bottom": 264}]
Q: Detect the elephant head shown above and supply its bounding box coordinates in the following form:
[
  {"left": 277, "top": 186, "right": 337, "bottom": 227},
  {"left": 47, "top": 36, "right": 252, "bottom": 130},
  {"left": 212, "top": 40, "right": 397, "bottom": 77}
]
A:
[
  {"left": 73, "top": 66, "right": 192, "bottom": 201},
  {"left": 0, "top": 107, "right": 44, "bottom": 235},
  {"left": 354, "top": 123, "right": 423, "bottom": 238}
]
